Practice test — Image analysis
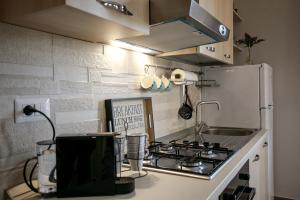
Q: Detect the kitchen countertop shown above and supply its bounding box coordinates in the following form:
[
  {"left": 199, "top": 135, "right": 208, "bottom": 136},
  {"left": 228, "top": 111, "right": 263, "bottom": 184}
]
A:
[{"left": 9, "top": 129, "right": 267, "bottom": 200}]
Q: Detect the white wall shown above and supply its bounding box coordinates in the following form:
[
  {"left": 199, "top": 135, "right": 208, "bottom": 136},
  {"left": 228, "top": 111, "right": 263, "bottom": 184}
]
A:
[
  {"left": 0, "top": 23, "right": 201, "bottom": 199},
  {"left": 234, "top": 0, "right": 300, "bottom": 199}
]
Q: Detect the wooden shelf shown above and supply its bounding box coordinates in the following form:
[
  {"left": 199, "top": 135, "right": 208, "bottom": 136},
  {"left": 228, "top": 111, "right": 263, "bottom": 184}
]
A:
[
  {"left": 233, "top": 44, "right": 243, "bottom": 52},
  {"left": 233, "top": 10, "right": 243, "bottom": 22}
]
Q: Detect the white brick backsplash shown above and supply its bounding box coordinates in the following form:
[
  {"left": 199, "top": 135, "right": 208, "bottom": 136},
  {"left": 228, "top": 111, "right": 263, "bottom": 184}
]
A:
[
  {"left": 0, "top": 97, "right": 15, "bottom": 119},
  {"left": 92, "top": 83, "right": 131, "bottom": 95},
  {"left": 103, "top": 71, "right": 141, "bottom": 83},
  {"left": 153, "top": 101, "right": 181, "bottom": 113},
  {"left": 103, "top": 45, "right": 129, "bottom": 74},
  {"left": 88, "top": 69, "right": 102, "bottom": 83},
  {"left": 101, "top": 85, "right": 129, "bottom": 95},
  {"left": 0, "top": 135, "right": 10, "bottom": 158},
  {"left": 0, "top": 23, "right": 201, "bottom": 196},
  {"left": 0, "top": 88, "right": 39, "bottom": 96},
  {"left": 56, "top": 120, "right": 99, "bottom": 134},
  {"left": 128, "top": 82, "right": 142, "bottom": 90},
  {"left": 2, "top": 124, "right": 35, "bottom": 155},
  {"left": 0, "top": 119, "right": 54, "bottom": 157},
  {"left": 127, "top": 51, "right": 153, "bottom": 75},
  {"left": 0, "top": 77, "right": 40, "bottom": 89},
  {"left": 100, "top": 72, "right": 134, "bottom": 86},
  {"left": 55, "top": 110, "right": 99, "bottom": 124},
  {"left": 155, "top": 118, "right": 186, "bottom": 138},
  {"left": 0, "top": 152, "right": 34, "bottom": 172},
  {"left": 0, "top": 77, "right": 40, "bottom": 95},
  {"left": 0, "top": 63, "right": 53, "bottom": 78},
  {"left": 154, "top": 109, "right": 179, "bottom": 121},
  {"left": 54, "top": 64, "right": 89, "bottom": 82},
  {"left": 0, "top": 23, "right": 52, "bottom": 66},
  {"left": 60, "top": 80, "right": 92, "bottom": 94},
  {"left": 53, "top": 35, "right": 105, "bottom": 68},
  {"left": 51, "top": 97, "right": 94, "bottom": 112},
  {"left": 39, "top": 79, "right": 60, "bottom": 95}
]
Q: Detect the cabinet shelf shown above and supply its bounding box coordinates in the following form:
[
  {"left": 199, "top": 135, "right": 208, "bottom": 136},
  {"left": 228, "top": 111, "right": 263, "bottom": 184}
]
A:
[
  {"left": 233, "top": 44, "right": 243, "bottom": 52},
  {"left": 233, "top": 10, "right": 243, "bottom": 22}
]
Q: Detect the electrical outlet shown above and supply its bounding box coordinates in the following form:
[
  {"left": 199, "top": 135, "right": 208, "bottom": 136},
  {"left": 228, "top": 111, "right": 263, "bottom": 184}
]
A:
[{"left": 14, "top": 98, "right": 50, "bottom": 123}]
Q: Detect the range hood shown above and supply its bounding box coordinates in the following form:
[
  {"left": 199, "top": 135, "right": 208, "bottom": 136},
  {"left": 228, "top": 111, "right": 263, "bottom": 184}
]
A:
[{"left": 120, "top": 0, "right": 230, "bottom": 53}]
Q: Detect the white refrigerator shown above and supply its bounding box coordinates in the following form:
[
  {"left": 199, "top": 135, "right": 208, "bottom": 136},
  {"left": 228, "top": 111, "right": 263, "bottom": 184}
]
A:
[{"left": 201, "top": 63, "right": 274, "bottom": 199}]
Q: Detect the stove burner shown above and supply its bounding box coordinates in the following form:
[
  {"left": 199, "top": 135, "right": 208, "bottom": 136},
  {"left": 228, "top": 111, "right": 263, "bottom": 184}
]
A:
[
  {"left": 213, "top": 143, "right": 221, "bottom": 149},
  {"left": 201, "top": 151, "right": 217, "bottom": 159},
  {"left": 143, "top": 154, "right": 156, "bottom": 165},
  {"left": 203, "top": 142, "right": 214, "bottom": 149},
  {"left": 190, "top": 141, "right": 200, "bottom": 148},
  {"left": 203, "top": 149, "right": 213, "bottom": 155},
  {"left": 144, "top": 154, "right": 154, "bottom": 161},
  {"left": 181, "top": 158, "right": 203, "bottom": 167},
  {"left": 159, "top": 144, "right": 175, "bottom": 154}
]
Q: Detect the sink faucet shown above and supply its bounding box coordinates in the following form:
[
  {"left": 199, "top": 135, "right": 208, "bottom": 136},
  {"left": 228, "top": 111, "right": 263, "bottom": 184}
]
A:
[{"left": 195, "top": 101, "right": 221, "bottom": 143}]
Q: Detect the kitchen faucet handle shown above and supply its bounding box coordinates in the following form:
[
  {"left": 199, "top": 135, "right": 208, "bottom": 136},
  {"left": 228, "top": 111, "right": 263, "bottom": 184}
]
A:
[{"left": 195, "top": 121, "right": 208, "bottom": 133}]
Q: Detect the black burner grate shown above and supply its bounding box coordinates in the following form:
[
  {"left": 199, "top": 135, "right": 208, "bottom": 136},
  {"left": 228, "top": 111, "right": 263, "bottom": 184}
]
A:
[{"left": 142, "top": 141, "right": 235, "bottom": 177}]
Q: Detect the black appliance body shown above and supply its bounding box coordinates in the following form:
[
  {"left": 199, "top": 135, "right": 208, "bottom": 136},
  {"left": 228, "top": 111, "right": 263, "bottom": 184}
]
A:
[{"left": 56, "top": 134, "right": 133, "bottom": 198}]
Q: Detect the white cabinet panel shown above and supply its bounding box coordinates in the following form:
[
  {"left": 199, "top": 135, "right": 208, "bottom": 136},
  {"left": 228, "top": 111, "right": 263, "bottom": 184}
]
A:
[{"left": 249, "top": 134, "right": 269, "bottom": 200}]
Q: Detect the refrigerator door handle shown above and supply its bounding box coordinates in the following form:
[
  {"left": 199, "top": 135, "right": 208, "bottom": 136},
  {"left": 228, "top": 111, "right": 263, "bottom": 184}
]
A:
[
  {"left": 260, "top": 107, "right": 269, "bottom": 110},
  {"left": 260, "top": 105, "right": 274, "bottom": 110}
]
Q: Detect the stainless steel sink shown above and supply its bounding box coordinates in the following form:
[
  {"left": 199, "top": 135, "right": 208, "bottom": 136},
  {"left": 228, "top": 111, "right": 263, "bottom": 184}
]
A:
[{"left": 201, "top": 127, "right": 256, "bottom": 136}]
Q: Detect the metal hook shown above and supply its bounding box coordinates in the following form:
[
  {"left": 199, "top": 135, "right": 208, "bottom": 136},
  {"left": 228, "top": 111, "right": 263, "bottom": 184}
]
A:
[
  {"left": 144, "top": 65, "right": 150, "bottom": 74},
  {"left": 168, "top": 67, "right": 173, "bottom": 75}
]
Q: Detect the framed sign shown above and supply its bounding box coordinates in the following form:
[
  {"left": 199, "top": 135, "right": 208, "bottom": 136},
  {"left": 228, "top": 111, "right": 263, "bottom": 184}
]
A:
[{"left": 105, "top": 97, "right": 155, "bottom": 142}]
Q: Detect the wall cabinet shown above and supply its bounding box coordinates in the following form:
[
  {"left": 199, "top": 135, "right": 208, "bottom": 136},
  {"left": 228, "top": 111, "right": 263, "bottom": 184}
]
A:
[
  {"left": 198, "top": 0, "right": 233, "bottom": 64},
  {"left": 0, "top": 0, "right": 149, "bottom": 43},
  {"left": 249, "top": 133, "right": 270, "bottom": 200}
]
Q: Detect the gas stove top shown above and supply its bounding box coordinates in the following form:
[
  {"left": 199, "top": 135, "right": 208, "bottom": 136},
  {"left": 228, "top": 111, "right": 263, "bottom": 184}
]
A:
[{"left": 126, "top": 140, "right": 235, "bottom": 180}]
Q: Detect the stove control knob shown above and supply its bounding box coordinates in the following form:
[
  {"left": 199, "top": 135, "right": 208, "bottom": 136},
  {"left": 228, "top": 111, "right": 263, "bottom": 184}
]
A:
[
  {"left": 213, "top": 143, "right": 220, "bottom": 149},
  {"left": 203, "top": 142, "right": 210, "bottom": 148}
]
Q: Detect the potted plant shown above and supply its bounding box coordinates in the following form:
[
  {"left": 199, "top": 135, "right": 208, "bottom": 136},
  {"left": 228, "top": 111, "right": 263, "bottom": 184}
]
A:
[{"left": 237, "top": 33, "right": 265, "bottom": 64}]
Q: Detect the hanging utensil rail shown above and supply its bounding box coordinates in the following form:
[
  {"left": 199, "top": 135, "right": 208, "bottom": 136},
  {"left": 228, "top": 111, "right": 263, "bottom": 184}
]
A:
[{"left": 144, "top": 64, "right": 203, "bottom": 75}]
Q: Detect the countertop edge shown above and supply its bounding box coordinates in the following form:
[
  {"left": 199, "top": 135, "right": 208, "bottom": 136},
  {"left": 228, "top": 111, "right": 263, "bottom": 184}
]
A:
[{"left": 207, "top": 129, "right": 268, "bottom": 200}]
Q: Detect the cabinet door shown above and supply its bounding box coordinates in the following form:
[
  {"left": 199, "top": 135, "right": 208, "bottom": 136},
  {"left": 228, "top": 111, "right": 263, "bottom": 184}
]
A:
[
  {"left": 249, "top": 136, "right": 269, "bottom": 200},
  {"left": 260, "top": 139, "right": 269, "bottom": 200},
  {"left": 220, "top": 0, "right": 234, "bottom": 64},
  {"left": 198, "top": 0, "right": 233, "bottom": 64},
  {"left": 198, "top": 0, "right": 219, "bottom": 61},
  {"left": 66, "top": 0, "right": 149, "bottom": 35},
  {"left": 249, "top": 149, "right": 261, "bottom": 200},
  {"left": 0, "top": 0, "right": 149, "bottom": 43}
]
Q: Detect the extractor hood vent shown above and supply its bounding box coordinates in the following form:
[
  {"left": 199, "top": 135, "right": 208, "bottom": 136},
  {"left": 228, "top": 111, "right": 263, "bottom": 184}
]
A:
[{"left": 120, "top": 0, "right": 230, "bottom": 53}]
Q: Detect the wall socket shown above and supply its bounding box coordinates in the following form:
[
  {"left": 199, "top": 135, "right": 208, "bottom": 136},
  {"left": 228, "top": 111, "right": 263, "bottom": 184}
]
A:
[{"left": 14, "top": 98, "right": 50, "bottom": 123}]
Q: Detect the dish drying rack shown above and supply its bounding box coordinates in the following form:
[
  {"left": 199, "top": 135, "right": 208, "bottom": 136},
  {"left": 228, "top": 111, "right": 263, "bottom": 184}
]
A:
[
  {"left": 144, "top": 64, "right": 220, "bottom": 88},
  {"left": 195, "top": 79, "right": 220, "bottom": 88}
]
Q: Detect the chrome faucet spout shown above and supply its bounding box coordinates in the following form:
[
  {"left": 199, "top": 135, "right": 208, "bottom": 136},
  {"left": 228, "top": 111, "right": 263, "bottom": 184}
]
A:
[
  {"left": 195, "top": 100, "right": 221, "bottom": 126},
  {"left": 194, "top": 100, "right": 221, "bottom": 143}
]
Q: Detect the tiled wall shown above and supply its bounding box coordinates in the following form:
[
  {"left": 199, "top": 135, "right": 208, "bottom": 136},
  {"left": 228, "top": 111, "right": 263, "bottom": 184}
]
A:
[{"left": 0, "top": 22, "right": 201, "bottom": 198}]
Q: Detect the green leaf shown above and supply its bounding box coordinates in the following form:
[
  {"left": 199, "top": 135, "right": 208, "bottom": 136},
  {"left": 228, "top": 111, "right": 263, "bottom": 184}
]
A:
[
  {"left": 237, "top": 39, "right": 246, "bottom": 45},
  {"left": 254, "top": 39, "right": 265, "bottom": 44},
  {"left": 237, "top": 32, "right": 265, "bottom": 48},
  {"left": 244, "top": 33, "right": 251, "bottom": 44}
]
